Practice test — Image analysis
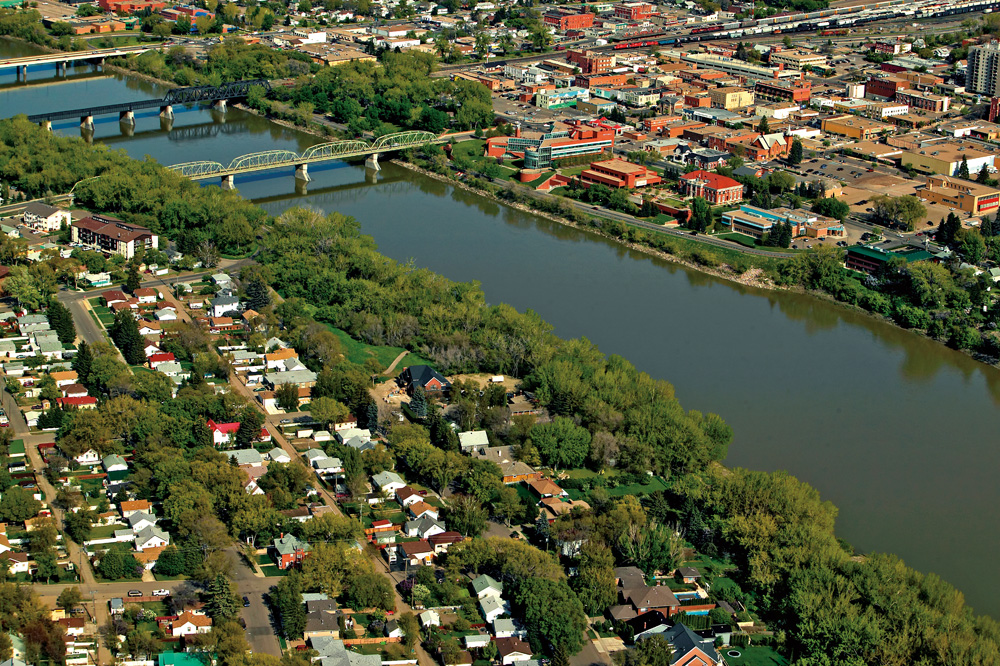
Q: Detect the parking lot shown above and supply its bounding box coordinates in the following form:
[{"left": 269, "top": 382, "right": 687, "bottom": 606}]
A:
[{"left": 492, "top": 93, "right": 586, "bottom": 128}]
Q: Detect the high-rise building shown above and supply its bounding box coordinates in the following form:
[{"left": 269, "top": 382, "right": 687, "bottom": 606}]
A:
[{"left": 967, "top": 41, "right": 1000, "bottom": 96}]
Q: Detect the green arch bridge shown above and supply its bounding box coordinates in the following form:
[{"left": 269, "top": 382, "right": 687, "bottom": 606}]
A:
[{"left": 167, "top": 131, "right": 443, "bottom": 187}]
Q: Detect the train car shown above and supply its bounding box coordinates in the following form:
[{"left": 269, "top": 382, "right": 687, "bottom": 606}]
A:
[{"left": 722, "top": 21, "right": 739, "bottom": 29}]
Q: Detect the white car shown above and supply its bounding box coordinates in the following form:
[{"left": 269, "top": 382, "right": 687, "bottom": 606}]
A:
[{"left": 152, "top": 589, "right": 170, "bottom": 597}]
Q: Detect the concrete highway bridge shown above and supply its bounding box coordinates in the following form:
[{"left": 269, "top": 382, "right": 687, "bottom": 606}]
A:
[
  {"left": 166, "top": 130, "right": 445, "bottom": 187},
  {"left": 0, "top": 45, "right": 152, "bottom": 81}
]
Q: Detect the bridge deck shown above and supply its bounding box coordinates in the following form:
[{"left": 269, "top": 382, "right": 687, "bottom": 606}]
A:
[{"left": 0, "top": 47, "right": 150, "bottom": 70}]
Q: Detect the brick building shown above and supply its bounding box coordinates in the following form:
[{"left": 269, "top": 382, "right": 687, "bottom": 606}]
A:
[
  {"left": 567, "top": 50, "right": 614, "bottom": 75},
  {"left": 678, "top": 170, "right": 743, "bottom": 205},
  {"left": 919, "top": 174, "right": 1000, "bottom": 214},
  {"left": 894, "top": 90, "right": 950, "bottom": 113},
  {"left": 543, "top": 10, "right": 594, "bottom": 31},
  {"left": 754, "top": 79, "right": 811, "bottom": 103},
  {"left": 614, "top": 2, "right": 654, "bottom": 20},
  {"left": 71, "top": 215, "right": 158, "bottom": 260},
  {"left": 579, "top": 158, "right": 662, "bottom": 189}
]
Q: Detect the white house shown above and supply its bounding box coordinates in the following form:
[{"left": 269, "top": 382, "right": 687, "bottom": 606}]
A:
[
  {"left": 372, "top": 471, "right": 406, "bottom": 494},
  {"left": 480, "top": 595, "right": 508, "bottom": 623},
  {"left": 269, "top": 448, "right": 292, "bottom": 463},
  {"left": 102, "top": 455, "right": 128, "bottom": 473},
  {"left": 304, "top": 448, "right": 328, "bottom": 466},
  {"left": 155, "top": 309, "right": 177, "bottom": 322},
  {"left": 471, "top": 574, "right": 503, "bottom": 600},
  {"left": 171, "top": 612, "right": 213, "bottom": 637},
  {"left": 492, "top": 619, "right": 527, "bottom": 640},
  {"left": 405, "top": 516, "right": 446, "bottom": 539},
  {"left": 419, "top": 610, "right": 440, "bottom": 628},
  {"left": 128, "top": 512, "right": 157, "bottom": 533},
  {"left": 458, "top": 430, "right": 489, "bottom": 452},
  {"left": 74, "top": 449, "right": 100, "bottom": 466},
  {"left": 134, "top": 525, "right": 169, "bottom": 551},
  {"left": 314, "top": 458, "right": 343, "bottom": 476}
]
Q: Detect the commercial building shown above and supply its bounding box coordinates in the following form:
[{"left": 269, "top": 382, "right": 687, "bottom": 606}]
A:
[
  {"left": 967, "top": 41, "right": 1000, "bottom": 96},
  {"left": 97, "top": 0, "right": 166, "bottom": 12},
  {"left": 580, "top": 158, "right": 662, "bottom": 189},
  {"left": 485, "top": 122, "right": 616, "bottom": 169},
  {"left": 919, "top": 174, "right": 1000, "bottom": 214},
  {"left": 543, "top": 10, "right": 594, "bottom": 31},
  {"left": 820, "top": 115, "right": 893, "bottom": 140},
  {"left": 894, "top": 90, "right": 950, "bottom": 113},
  {"left": 21, "top": 202, "right": 71, "bottom": 232},
  {"left": 845, "top": 245, "right": 933, "bottom": 274},
  {"left": 708, "top": 86, "right": 754, "bottom": 110},
  {"left": 678, "top": 170, "right": 742, "bottom": 205},
  {"left": 769, "top": 50, "right": 828, "bottom": 70},
  {"left": 754, "top": 78, "right": 812, "bottom": 103},
  {"left": 901, "top": 143, "right": 995, "bottom": 177},
  {"left": 721, "top": 205, "right": 845, "bottom": 240},
  {"left": 71, "top": 215, "right": 158, "bottom": 260},
  {"left": 567, "top": 50, "right": 615, "bottom": 75},
  {"left": 613, "top": 2, "right": 654, "bottom": 20},
  {"left": 679, "top": 52, "right": 800, "bottom": 81},
  {"left": 535, "top": 87, "right": 590, "bottom": 109}
]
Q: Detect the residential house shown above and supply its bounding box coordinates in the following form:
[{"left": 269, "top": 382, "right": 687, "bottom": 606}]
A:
[
  {"left": 155, "top": 309, "right": 177, "bottom": 322},
  {"left": 269, "top": 448, "right": 292, "bottom": 463},
  {"left": 314, "top": 458, "right": 343, "bottom": 477},
  {"left": 134, "top": 287, "right": 159, "bottom": 304},
  {"left": 49, "top": 370, "right": 78, "bottom": 388},
  {"left": 480, "top": 595, "right": 508, "bottom": 623},
  {"left": 304, "top": 448, "right": 329, "bottom": 466},
  {"left": 676, "top": 567, "right": 702, "bottom": 584},
  {"left": 472, "top": 574, "right": 503, "bottom": 600},
  {"left": 372, "top": 471, "right": 406, "bottom": 494},
  {"left": 135, "top": 525, "right": 169, "bottom": 551},
  {"left": 539, "top": 498, "right": 591, "bottom": 524},
  {"left": 469, "top": 446, "right": 541, "bottom": 485},
  {"left": 400, "top": 365, "right": 451, "bottom": 394},
  {"left": 120, "top": 499, "right": 152, "bottom": 518},
  {"left": 272, "top": 534, "right": 311, "bottom": 569},
  {"left": 638, "top": 624, "right": 722, "bottom": 666},
  {"left": 226, "top": 449, "right": 264, "bottom": 466},
  {"left": 22, "top": 203, "right": 71, "bottom": 232},
  {"left": 405, "top": 516, "right": 446, "bottom": 539},
  {"left": 128, "top": 512, "right": 157, "bottom": 533},
  {"left": 74, "top": 449, "right": 100, "bottom": 466},
  {"left": 148, "top": 353, "right": 176, "bottom": 369},
  {"left": 408, "top": 501, "right": 439, "bottom": 521},
  {"left": 528, "top": 478, "right": 566, "bottom": 499},
  {"left": 458, "top": 430, "right": 489, "bottom": 452},
  {"left": 397, "top": 540, "right": 435, "bottom": 567},
  {"left": 494, "top": 638, "right": 532, "bottom": 665},
  {"left": 209, "top": 295, "right": 241, "bottom": 318},
  {"left": 396, "top": 486, "right": 423, "bottom": 508},
  {"left": 419, "top": 610, "right": 440, "bottom": 628},
  {"left": 493, "top": 619, "right": 527, "bottom": 640},
  {"left": 428, "top": 531, "right": 464, "bottom": 554},
  {"left": 102, "top": 454, "right": 128, "bottom": 473},
  {"left": 171, "top": 612, "right": 213, "bottom": 637}
]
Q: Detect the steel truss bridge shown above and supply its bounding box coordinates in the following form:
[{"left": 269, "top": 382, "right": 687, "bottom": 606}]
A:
[
  {"left": 24, "top": 79, "right": 272, "bottom": 123},
  {"left": 167, "top": 131, "right": 443, "bottom": 181}
]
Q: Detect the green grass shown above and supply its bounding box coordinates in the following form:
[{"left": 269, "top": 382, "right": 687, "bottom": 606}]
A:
[
  {"left": 722, "top": 646, "right": 790, "bottom": 666},
  {"left": 710, "top": 576, "right": 742, "bottom": 597},
  {"left": 87, "top": 524, "right": 122, "bottom": 540},
  {"left": 260, "top": 564, "right": 290, "bottom": 577},
  {"left": 451, "top": 139, "right": 487, "bottom": 163},
  {"left": 324, "top": 325, "right": 433, "bottom": 371},
  {"left": 521, "top": 170, "right": 556, "bottom": 188},
  {"left": 257, "top": 553, "right": 276, "bottom": 566},
  {"left": 718, "top": 232, "right": 758, "bottom": 249},
  {"left": 606, "top": 475, "right": 668, "bottom": 497},
  {"left": 153, "top": 572, "right": 188, "bottom": 582}
]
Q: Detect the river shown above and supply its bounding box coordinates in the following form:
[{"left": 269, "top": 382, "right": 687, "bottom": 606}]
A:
[{"left": 5, "top": 46, "right": 1000, "bottom": 617}]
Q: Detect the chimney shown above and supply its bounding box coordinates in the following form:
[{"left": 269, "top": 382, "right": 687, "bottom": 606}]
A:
[{"left": 515, "top": 123, "right": 522, "bottom": 138}]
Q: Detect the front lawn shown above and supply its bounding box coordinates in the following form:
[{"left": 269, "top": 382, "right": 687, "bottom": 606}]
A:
[
  {"left": 722, "top": 646, "right": 790, "bottom": 666},
  {"left": 605, "top": 475, "right": 668, "bottom": 497},
  {"left": 88, "top": 524, "right": 122, "bottom": 540}
]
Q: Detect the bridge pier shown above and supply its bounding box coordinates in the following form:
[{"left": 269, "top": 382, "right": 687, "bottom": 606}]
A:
[
  {"left": 16, "top": 65, "right": 26, "bottom": 82},
  {"left": 220, "top": 175, "right": 235, "bottom": 190},
  {"left": 159, "top": 104, "right": 174, "bottom": 119},
  {"left": 39, "top": 120, "right": 51, "bottom": 132},
  {"left": 80, "top": 115, "right": 94, "bottom": 131},
  {"left": 119, "top": 110, "right": 135, "bottom": 126},
  {"left": 159, "top": 115, "right": 174, "bottom": 132},
  {"left": 365, "top": 152, "right": 381, "bottom": 171},
  {"left": 119, "top": 121, "right": 134, "bottom": 137},
  {"left": 294, "top": 163, "right": 311, "bottom": 182},
  {"left": 55, "top": 62, "right": 65, "bottom": 77},
  {"left": 213, "top": 99, "right": 227, "bottom": 112}
]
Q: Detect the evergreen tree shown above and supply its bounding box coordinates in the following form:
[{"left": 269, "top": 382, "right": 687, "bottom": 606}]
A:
[
  {"left": 125, "top": 263, "right": 142, "bottom": 293},
  {"left": 73, "top": 340, "right": 92, "bottom": 386},
  {"left": 789, "top": 138, "right": 803, "bottom": 165},
  {"left": 205, "top": 574, "right": 241, "bottom": 622},
  {"left": 110, "top": 310, "right": 145, "bottom": 365},
  {"left": 757, "top": 116, "right": 770, "bottom": 135},
  {"left": 46, "top": 299, "right": 76, "bottom": 344},
  {"left": 275, "top": 382, "right": 300, "bottom": 412},
  {"left": 978, "top": 165, "right": 991, "bottom": 184},
  {"left": 244, "top": 274, "right": 271, "bottom": 312},
  {"left": 273, "top": 573, "right": 307, "bottom": 639},
  {"left": 958, "top": 155, "right": 970, "bottom": 180},
  {"left": 363, "top": 401, "right": 379, "bottom": 430},
  {"left": 551, "top": 644, "right": 570, "bottom": 666},
  {"left": 235, "top": 407, "right": 264, "bottom": 449},
  {"left": 982, "top": 215, "right": 995, "bottom": 238},
  {"left": 409, "top": 386, "right": 427, "bottom": 418}
]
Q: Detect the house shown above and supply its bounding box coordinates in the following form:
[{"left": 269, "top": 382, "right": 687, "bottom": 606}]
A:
[
  {"left": 58, "top": 396, "right": 98, "bottom": 410},
  {"left": 304, "top": 607, "right": 342, "bottom": 640},
  {"left": 7, "top": 553, "right": 30, "bottom": 575},
  {"left": 102, "top": 454, "right": 128, "bottom": 473},
  {"left": 207, "top": 419, "right": 240, "bottom": 446},
  {"left": 640, "top": 623, "right": 722, "bottom": 666},
  {"left": 155, "top": 309, "right": 178, "bottom": 322},
  {"left": 171, "top": 611, "right": 213, "bottom": 637},
  {"left": 148, "top": 353, "right": 176, "bottom": 369},
  {"left": 73, "top": 449, "right": 100, "bottom": 466},
  {"left": 120, "top": 499, "right": 151, "bottom": 518},
  {"left": 397, "top": 540, "right": 435, "bottom": 567},
  {"left": 386, "top": 620, "right": 403, "bottom": 639},
  {"left": 272, "top": 534, "right": 311, "bottom": 569},
  {"left": 134, "top": 287, "right": 159, "bottom": 304},
  {"left": 472, "top": 574, "right": 503, "bottom": 600},
  {"left": 492, "top": 619, "right": 527, "bottom": 640},
  {"left": 135, "top": 525, "right": 170, "bottom": 551},
  {"left": 22, "top": 202, "right": 71, "bottom": 232},
  {"left": 226, "top": 449, "right": 264, "bottom": 466},
  {"left": 528, "top": 478, "right": 566, "bottom": 499},
  {"left": 428, "top": 531, "right": 464, "bottom": 554},
  {"left": 480, "top": 595, "right": 508, "bottom": 623},
  {"left": 494, "top": 638, "right": 532, "bottom": 665},
  {"left": 464, "top": 635, "right": 493, "bottom": 650},
  {"left": 128, "top": 512, "right": 157, "bottom": 533},
  {"left": 264, "top": 347, "right": 299, "bottom": 370},
  {"left": 408, "top": 501, "right": 439, "bottom": 521},
  {"left": 623, "top": 584, "right": 680, "bottom": 616},
  {"left": 49, "top": 370, "right": 79, "bottom": 387},
  {"left": 676, "top": 567, "right": 702, "bottom": 584},
  {"left": 310, "top": 637, "right": 381, "bottom": 666},
  {"left": 211, "top": 273, "right": 232, "bottom": 288},
  {"left": 109, "top": 598, "right": 124, "bottom": 615},
  {"left": 133, "top": 546, "right": 165, "bottom": 570},
  {"left": 62, "top": 384, "right": 89, "bottom": 399},
  {"left": 538, "top": 498, "right": 591, "bottom": 524},
  {"left": 269, "top": 448, "right": 292, "bottom": 463},
  {"left": 314, "top": 458, "right": 343, "bottom": 476},
  {"left": 400, "top": 365, "right": 451, "bottom": 394},
  {"left": 58, "top": 618, "right": 86, "bottom": 637},
  {"left": 372, "top": 471, "right": 406, "bottom": 494},
  {"left": 209, "top": 295, "right": 241, "bottom": 318},
  {"left": 304, "top": 448, "right": 329, "bottom": 466},
  {"left": 312, "top": 430, "right": 332, "bottom": 443},
  {"left": 101, "top": 290, "right": 129, "bottom": 307},
  {"left": 396, "top": 486, "right": 423, "bottom": 508},
  {"left": 458, "top": 430, "right": 489, "bottom": 452},
  {"left": 405, "top": 516, "right": 447, "bottom": 539},
  {"left": 419, "top": 610, "right": 441, "bottom": 628}
]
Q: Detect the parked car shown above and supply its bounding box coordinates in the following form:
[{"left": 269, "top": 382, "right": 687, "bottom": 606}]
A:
[
  {"left": 243, "top": 596, "right": 251, "bottom": 607},
  {"left": 153, "top": 589, "right": 169, "bottom": 597},
  {"left": 128, "top": 590, "right": 142, "bottom": 598}
]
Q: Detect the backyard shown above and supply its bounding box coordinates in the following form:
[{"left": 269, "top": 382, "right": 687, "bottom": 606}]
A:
[{"left": 722, "top": 646, "right": 789, "bottom": 666}]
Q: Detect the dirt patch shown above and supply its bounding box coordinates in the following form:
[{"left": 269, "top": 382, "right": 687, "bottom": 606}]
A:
[{"left": 449, "top": 373, "right": 519, "bottom": 391}]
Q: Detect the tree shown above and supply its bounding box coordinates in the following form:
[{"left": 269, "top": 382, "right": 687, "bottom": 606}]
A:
[
  {"left": 493, "top": 486, "right": 524, "bottom": 528},
  {"left": 57, "top": 587, "right": 83, "bottom": 610},
  {"left": 73, "top": 340, "right": 92, "bottom": 386},
  {"left": 789, "top": 138, "right": 803, "bottom": 165},
  {"left": 275, "top": 383, "right": 301, "bottom": 413},
  {"left": 613, "top": 634, "right": 674, "bottom": 666},
  {"left": 272, "top": 573, "right": 306, "bottom": 639},
  {"left": 757, "top": 116, "right": 770, "bottom": 135},
  {"left": 110, "top": 310, "right": 145, "bottom": 365},
  {"left": 235, "top": 408, "right": 264, "bottom": 449},
  {"left": 63, "top": 510, "right": 93, "bottom": 544},
  {"left": 125, "top": 263, "right": 142, "bottom": 293},
  {"left": 243, "top": 272, "right": 271, "bottom": 312},
  {"left": 552, "top": 644, "right": 571, "bottom": 666},
  {"left": 309, "top": 396, "right": 351, "bottom": 429},
  {"left": 409, "top": 386, "right": 427, "bottom": 419},
  {"left": 345, "top": 572, "right": 394, "bottom": 611},
  {"left": 34, "top": 551, "right": 60, "bottom": 583},
  {"left": 515, "top": 577, "right": 588, "bottom": 654},
  {"left": 572, "top": 542, "right": 617, "bottom": 615},
  {"left": 811, "top": 197, "right": 850, "bottom": 221},
  {"left": 0, "top": 486, "right": 41, "bottom": 522},
  {"left": 448, "top": 494, "right": 488, "bottom": 537},
  {"left": 978, "top": 164, "right": 991, "bottom": 184},
  {"left": 530, "top": 417, "right": 591, "bottom": 470},
  {"left": 46, "top": 300, "right": 76, "bottom": 344},
  {"left": 398, "top": 612, "right": 420, "bottom": 649},
  {"left": 689, "top": 197, "right": 712, "bottom": 232},
  {"left": 958, "top": 154, "right": 971, "bottom": 180},
  {"left": 936, "top": 212, "right": 962, "bottom": 245},
  {"left": 206, "top": 574, "right": 242, "bottom": 622},
  {"left": 98, "top": 549, "right": 140, "bottom": 580}
]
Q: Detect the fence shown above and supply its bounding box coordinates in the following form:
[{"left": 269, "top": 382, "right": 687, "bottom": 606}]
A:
[{"left": 343, "top": 637, "right": 403, "bottom": 646}]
